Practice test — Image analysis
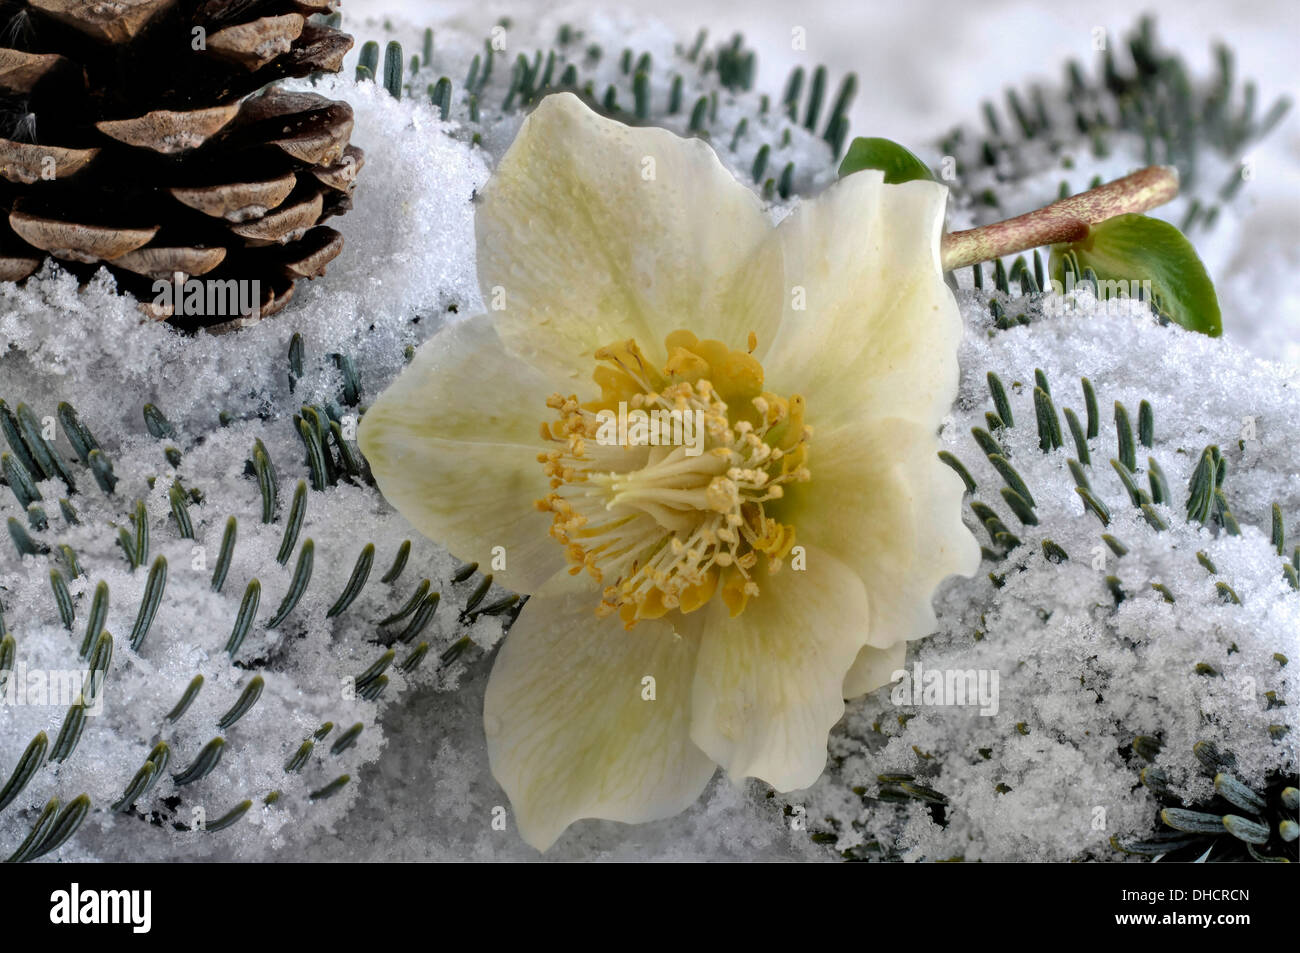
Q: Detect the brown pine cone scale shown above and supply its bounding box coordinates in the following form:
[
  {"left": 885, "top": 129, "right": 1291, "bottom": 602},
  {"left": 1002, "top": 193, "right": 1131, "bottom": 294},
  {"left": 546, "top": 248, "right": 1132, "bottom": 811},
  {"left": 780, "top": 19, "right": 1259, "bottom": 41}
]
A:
[{"left": 0, "top": 0, "right": 362, "bottom": 330}]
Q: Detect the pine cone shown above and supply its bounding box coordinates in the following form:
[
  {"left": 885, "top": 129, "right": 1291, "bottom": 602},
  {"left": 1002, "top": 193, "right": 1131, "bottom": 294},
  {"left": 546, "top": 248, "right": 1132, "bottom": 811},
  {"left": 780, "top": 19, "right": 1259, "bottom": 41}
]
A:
[{"left": 0, "top": 0, "right": 363, "bottom": 330}]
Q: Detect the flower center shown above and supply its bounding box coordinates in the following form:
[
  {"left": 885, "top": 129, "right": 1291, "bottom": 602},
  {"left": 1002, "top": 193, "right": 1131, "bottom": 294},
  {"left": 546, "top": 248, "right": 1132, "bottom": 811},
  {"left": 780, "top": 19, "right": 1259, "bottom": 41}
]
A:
[{"left": 536, "top": 330, "right": 811, "bottom": 628}]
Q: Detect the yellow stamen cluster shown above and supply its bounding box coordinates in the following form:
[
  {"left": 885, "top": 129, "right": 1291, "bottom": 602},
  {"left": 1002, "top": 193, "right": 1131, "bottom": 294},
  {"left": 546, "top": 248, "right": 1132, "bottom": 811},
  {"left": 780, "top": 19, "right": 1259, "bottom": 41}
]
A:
[{"left": 536, "top": 330, "right": 811, "bottom": 628}]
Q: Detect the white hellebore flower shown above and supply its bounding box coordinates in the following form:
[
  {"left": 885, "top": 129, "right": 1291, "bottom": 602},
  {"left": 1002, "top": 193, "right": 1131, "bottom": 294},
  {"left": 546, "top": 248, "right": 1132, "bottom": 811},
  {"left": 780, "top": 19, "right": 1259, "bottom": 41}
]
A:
[{"left": 359, "top": 92, "right": 978, "bottom": 850}]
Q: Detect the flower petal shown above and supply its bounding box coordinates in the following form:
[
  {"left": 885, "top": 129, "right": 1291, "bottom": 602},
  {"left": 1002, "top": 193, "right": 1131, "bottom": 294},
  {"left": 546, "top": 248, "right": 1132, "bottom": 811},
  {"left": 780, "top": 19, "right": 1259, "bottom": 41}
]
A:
[
  {"left": 690, "top": 545, "right": 869, "bottom": 790},
  {"left": 484, "top": 569, "right": 716, "bottom": 851},
  {"left": 843, "top": 641, "right": 906, "bottom": 699},
  {"left": 785, "top": 415, "right": 979, "bottom": 656},
  {"left": 358, "top": 314, "right": 563, "bottom": 593},
  {"left": 476, "top": 92, "right": 782, "bottom": 376},
  {"left": 760, "top": 170, "right": 961, "bottom": 432}
]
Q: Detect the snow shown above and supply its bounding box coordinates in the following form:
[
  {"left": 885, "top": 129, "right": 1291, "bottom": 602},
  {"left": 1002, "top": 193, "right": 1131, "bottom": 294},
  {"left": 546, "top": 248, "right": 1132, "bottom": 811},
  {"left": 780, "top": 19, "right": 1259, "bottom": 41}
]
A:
[
  {"left": 817, "top": 297, "right": 1299, "bottom": 862},
  {"left": 0, "top": 4, "right": 1294, "bottom": 862}
]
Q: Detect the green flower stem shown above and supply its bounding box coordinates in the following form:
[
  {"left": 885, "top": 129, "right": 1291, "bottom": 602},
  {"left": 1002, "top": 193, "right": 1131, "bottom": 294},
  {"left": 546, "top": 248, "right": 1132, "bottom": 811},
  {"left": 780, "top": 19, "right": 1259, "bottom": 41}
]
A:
[{"left": 940, "top": 165, "right": 1179, "bottom": 272}]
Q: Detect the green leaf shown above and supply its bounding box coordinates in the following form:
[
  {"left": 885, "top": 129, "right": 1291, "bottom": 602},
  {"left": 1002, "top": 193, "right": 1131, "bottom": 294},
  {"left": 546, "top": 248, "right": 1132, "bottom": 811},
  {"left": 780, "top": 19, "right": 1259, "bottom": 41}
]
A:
[
  {"left": 838, "top": 137, "right": 933, "bottom": 184},
  {"left": 1048, "top": 214, "right": 1222, "bottom": 336}
]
